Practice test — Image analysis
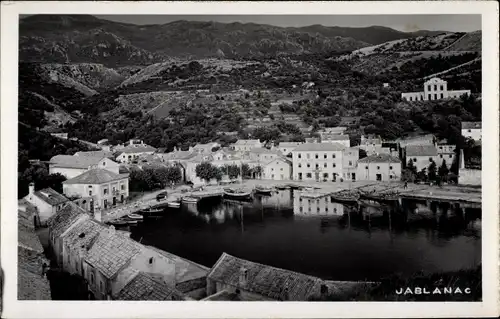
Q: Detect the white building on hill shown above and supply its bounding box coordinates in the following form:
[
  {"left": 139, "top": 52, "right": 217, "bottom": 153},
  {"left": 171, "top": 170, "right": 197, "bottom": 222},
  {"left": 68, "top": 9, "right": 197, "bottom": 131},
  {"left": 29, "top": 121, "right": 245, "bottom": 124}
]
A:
[
  {"left": 401, "top": 77, "right": 471, "bottom": 102},
  {"left": 461, "top": 122, "right": 481, "bottom": 142},
  {"left": 291, "top": 143, "right": 346, "bottom": 182}
]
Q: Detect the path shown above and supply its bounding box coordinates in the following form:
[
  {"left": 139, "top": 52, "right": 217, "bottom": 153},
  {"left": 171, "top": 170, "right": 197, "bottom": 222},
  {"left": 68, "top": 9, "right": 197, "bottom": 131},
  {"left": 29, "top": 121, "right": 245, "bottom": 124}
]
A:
[{"left": 422, "top": 57, "right": 481, "bottom": 80}]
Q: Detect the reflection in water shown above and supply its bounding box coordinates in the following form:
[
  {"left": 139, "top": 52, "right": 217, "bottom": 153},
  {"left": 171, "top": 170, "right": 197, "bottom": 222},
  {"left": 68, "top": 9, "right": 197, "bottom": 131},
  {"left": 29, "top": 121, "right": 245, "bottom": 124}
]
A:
[{"left": 132, "top": 189, "right": 481, "bottom": 281}]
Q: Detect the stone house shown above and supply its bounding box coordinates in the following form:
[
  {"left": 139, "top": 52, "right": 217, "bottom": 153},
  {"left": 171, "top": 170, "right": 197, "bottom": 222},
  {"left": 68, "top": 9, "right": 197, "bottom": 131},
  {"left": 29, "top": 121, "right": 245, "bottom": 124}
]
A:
[
  {"left": 49, "top": 154, "right": 121, "bottom": 179},
  {"left": 405, "top": 145, "right": 441, "bottom": 172},
  {"left": 277, "top": 142, "right": 304, "bottom": 157},
  {"left": 24, "top": 184, "right": 69, "bottom": 227},
  {"left": 342, "top": 148, "right": 360, "bottom": 181},
  {"left": 205, "top": 252, "right": 326, "bottom": 301},
  {"left": 357, "top": 154, "right": 402, "bottom": 182},
  {"left": 461, "top": 121, "right": 482, "bottom": 142},
  {"left": 232, "top": 139, "right": 262, "bottom": 152},
  {"left": 62, "top": 168, "right": 130, "bottom": 211},
  {"left": 291, "top": 143, "right": 346, "bottom": 182},
  {"left": 262, "top": 156, "right": 292, "bottom": 180},
  {"left": 114, "top": 272, "right": 185, "bottom": 301}
]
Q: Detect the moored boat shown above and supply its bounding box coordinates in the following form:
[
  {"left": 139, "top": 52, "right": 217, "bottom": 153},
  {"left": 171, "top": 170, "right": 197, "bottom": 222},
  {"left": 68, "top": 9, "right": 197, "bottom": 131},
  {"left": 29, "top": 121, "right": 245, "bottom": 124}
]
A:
[
  {"left": 275, "top": 185, "right": 290, "bottom": 190},
  {"left": 182, "top": 196, "right": 199, "bottom": 204},
  {"left": 359, "top": 191, "right": 400, "bottom": 203},
  {"left": 126, "top": 213, "right": 143, "bottom": 220},
  {"left": 140, "top": 207, "right": 164, "bottom": 218},
  {"left": 254, "top": 185, "right": 274, "bottom": 195},
  {"left": 167, "top": 201, "right": 181, "bottom": 208},
  {"left": 330, "top": 190, "right": 360, "bottom": 205},
  {"left": 223, "top": 188, "right": 252, "bottom": 200},
  {"left": 108, "top": 218, "right": 138, "bottom": 226}
]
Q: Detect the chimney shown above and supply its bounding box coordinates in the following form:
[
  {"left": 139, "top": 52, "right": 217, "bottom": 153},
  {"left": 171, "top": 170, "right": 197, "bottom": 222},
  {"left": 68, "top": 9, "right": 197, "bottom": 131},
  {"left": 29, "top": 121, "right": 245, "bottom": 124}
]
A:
[
  {"left": 239, "top": 267, "right": 248, "bottom": 287},
  {"left": 29, "top": 182, "right": 35, "bottom": 196}
]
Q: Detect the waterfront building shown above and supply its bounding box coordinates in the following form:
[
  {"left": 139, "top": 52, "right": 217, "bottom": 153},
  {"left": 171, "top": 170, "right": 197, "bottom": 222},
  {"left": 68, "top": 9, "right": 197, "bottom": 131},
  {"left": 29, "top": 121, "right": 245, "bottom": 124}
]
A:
[
  {"left": 261, "top": 156, "right": 292, "bottom": 180},
  {"left": 277, "top": 142, "right": 303, "bottom": 156},
  {"left": 291, "top": 143, "right": 346, "bottom": 182},
  {"left": 342, "top": 147, "right": 360, "bottom": 181},
  {"left": 47, "top": 202, "right": 90, "bottom": 266},
  {"left": 62, "top": 168, "right": 130, "bottom": 211},
  {"left": 49, "top": 154, "right": 120, "bottom": 179},
  {"left": 461, "top": 121, "right": 482, "bottom": 142},
  {"left": 115, "top": 143, "right": 157, "bottom": 164},
  {"left": 18, "top": 207, "right": 51, "bottom": 300},
  {"left": 401, "top": 77, "right": 471, "bottom": 102},
  {"left": 436, "top": 143, "right": 457, "bottom": 168},
  {"left": 293, "top": 195, "right": 344, "bottom": 216},
  {"left": 24, "top": 183, "right": 69, "bottom": 227},
  {"left": 248, "top": 147, "right": 282, "bottom": 162},
  {"left": 205, "top": 252, "right": 327, "bottom": 301},
  {"left": 357, "top": 154, "right": 402, "bottom": 181},
  {"left": 405, "top": 145, "right": 441, "bottom": 172},
  {"left": 321, "top": 134, "right": 350, "bottom": 147}
]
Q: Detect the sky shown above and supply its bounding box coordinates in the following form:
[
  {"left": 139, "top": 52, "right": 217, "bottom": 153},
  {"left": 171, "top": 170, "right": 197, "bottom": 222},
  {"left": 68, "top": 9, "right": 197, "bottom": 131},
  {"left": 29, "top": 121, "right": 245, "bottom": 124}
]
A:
[{"left": 96, "top": 14, "right": 481, "bottom": 32}]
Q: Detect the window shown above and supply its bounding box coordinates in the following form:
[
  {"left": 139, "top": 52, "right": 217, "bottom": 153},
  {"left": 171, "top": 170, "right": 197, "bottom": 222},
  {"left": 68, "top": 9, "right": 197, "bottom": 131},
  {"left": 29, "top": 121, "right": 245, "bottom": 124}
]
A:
[
  {"left": 449, "top": 155, "right": 453, "bottom": 158},
  {"left": 365, "top": 166, "right": 368, "bottom": 169},
  {"left": 100, "top": 281, "right": 103, "bottom": 293},
  {"left": 428, "top": 85, "right": 431, "bottom": 91},
  {"left": 323, "top": 154, "right": 327, "bottom": 159},
  {"left": 315, "top": 154, "right": 318, "bottom": 159},
  {"left": 434, "top": 94, "right": 437, "bottom": 100},
  {"left": 307, "top": 163, "right": 310, "bottom": 168},
  {"left": 103, "top": 189, "right": 108, "bottom": 195},
  {"left": 271, "top": 168, "right": 274, "bottom": 171},
  {"left": 89, "top": 190, "right": 92, "bottom": 196},
  {"left": 102, "top": 161, "right": 106, "bottom": 166},
  {"left": 323, "top": 173, "right": 328, "bottom": 178},
  {"left": 121, "top": 185, "right": 125, "bottom": 190},
  {"left": 390, "top": 175, "right": 393, "bottom": 180},
  {"left": 349, "top": 161, "right": 352, "bottom": 166},
  {"left": 149, "top": 257, "right": 154, "bottom": 264},
  {"left": 298, "top": 153, "right": 302, "bottom": 159},
  {"left": 440, "top": 154, "right": 443, "bottom": 158},
  {"left": 440, "top": 93, "right": 444, "bottom": 99},
  {"left": 317, "top": 207, "right": 320, "bottom": 212},
  {"left": 409, "top": 96, "right": 412, "bottom": 101},
  {"left": 332, "top": 154, "right": 336, "bottom": 159},
  {"left": 468, "top": 129, "right": 471, "bottom": 133},
  {"left": 434, "top": 85, "right": 437, "bottom": 91},
  {"left": 272, "top": 174, "right": 275, "bottom": 179},
  {"left": 428, "top": 94, "right": 431, "bottom": 100},
  {"left": 315, "top": 164, "right": 319, "bottom": 169},
  {"left": 299, "top": 197, "right": 303, "bottom": 202},
  {"left": 323, "top": 163, "right": 327, "bottom": 168},
  {"left": 91, "top": 273, "right": 94, "bottom": 284},
  {"left": 280, "top": 168, "right": 283, "bottom": 171},
  {"left": 377, "top": 166, "right": 380, "bottom": 170},
  {"left": 332, "top": 163, "right": 336, "bottom": 168},
  {"left": 298, "top": 163, "right": 302, "bottom": 168},
  {"left": 413, "top": 158, "right": 417, "bottom": 162},
  {"left": 440, "top": 85, "right": 444, "bottom": 90},
  {"left": 389, "top": 166, "right": 393, "bottom": 170},
  {"left": 439, "top": 146, "right": 443, "bottom": 149},
  {"left": 306, "top": 173, "right": 312, "bottom": 178},
  {"left": 429, "top": 157, "right": 433, "bottom": 162},
  {"left": 299, "top": 207, "right": 303, "bottom": 212}
]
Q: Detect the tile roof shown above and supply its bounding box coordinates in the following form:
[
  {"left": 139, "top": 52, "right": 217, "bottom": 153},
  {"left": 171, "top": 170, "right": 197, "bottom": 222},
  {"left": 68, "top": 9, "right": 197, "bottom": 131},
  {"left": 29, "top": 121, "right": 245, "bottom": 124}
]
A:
[
  {"left": 74, "top": 151, "right": 115, "bottom": 158},
  {"left": 115, "top": 272, "right": 184, "bottom": 301},
  {"left": 234, "top": 139, "right": 261, "bottom": 145},
  {"left": 47, "top": 202, "right": 88, "bottom": 239},
  {"left": 358, "top": 153, "right": 401, "bottom": 164},
  {"left": 18, "top": 265, "right": 51, "bottom": 300},
  {"left": 278, "top": 142, "right": 303, "bottom": 148},
  {"left": 292, "top": 142, "right": 346, "bottom": 152},
  {"left": 249, "top": 148, "right": 282, "bottom": 155},
  {"left": 18, "top": 200, "right": 37, "bottom": 229},
  {"left": 321, "top": 134, "right": 350, "bottom": 141},
  {"left": 50, "top": 154, "right": 105, "bottom": 169},
  {"left": 63, "top": 168, "right": 129, "bottom": 185},
  {"left": 207, "top": 253, "right": 323, "bottom": 301},
  {"left": 118, "top": 145, "right": 157, "bottom": 154},
  {"left": 33, "top": 188, "right": 69, "bottom": 206},
  {"left": 85, "top": 230, "right": 141, "bottom": 279},
  {"left": 18, "top": 223, "right": 44, "bottom": 254},
  {"left": 462, "top": 121, "right": 481, "bottom": 129},
  {"left": 161, "top": 151, "right": 197, "bottom": 161},
  {"left": 406, "top": 145, "right": 438, "bottom": 157},
  {"left": 63, "top": 219, "right": 106, "bottom": 254}
]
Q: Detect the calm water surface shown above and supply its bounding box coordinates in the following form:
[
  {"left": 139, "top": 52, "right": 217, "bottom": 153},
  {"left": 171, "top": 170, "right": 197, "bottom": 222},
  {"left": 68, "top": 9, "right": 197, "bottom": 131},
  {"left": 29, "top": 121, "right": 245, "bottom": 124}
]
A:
[{"left": 130, "top": 190, "right": 481, "bottom": 281}]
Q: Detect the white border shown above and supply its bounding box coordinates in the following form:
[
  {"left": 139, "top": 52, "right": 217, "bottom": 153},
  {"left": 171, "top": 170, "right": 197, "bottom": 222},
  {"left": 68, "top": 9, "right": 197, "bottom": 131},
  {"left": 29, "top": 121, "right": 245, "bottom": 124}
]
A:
[{"left": 1, "top": 1, "right": 499, "bottom": 318}]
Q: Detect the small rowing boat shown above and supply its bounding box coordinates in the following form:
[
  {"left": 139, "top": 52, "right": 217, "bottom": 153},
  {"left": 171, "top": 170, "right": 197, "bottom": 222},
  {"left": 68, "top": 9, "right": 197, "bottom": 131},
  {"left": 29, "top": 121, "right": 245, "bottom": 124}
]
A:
[
  {"left": 126, "top": 213, "right": 143, "bottom": 220},
  {"left": 330, "top": 190, "right": 360, "bottom": 205},
  {"left": 182, "top": 196, "right": 199, "bottom": 204},
  {"left": 224, "top": 188, "right": 252, "bottom": 200},
  {"left": 254, "top": 185, "right": 274, "bottom": 195},
  {"left": 167, "top": 201, "right": 181, "bottom": 208},
  {"left": 359, "top": 191, "right": 399, "bottom": 203},
  {"left": 140, "top": 207, "right": 164, "bottom": 218}
]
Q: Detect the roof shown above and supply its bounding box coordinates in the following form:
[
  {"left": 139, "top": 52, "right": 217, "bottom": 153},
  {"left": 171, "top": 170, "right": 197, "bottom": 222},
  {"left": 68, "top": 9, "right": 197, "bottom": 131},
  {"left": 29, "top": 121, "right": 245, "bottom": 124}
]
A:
[
  {"left": 33, "top": 188, "right": 69, "bottom": 206},
  {"left": 50, "top": 154, "right": 105, "bottom": 169},
  {"left": 321, "top": 134, "right": 350, "bottom": 141},
  {"left": 278, "top": 142, "right": 303, "bottom": 148},
  {"left": 249, "top": 148, "right": 282, "bottom": 155},
  {"left": 292, "top": 142, "right": 346, "bottom": 152},
  {"left": 63, "top": 168, "right": 129, "bottom": 185},
  {"left": 406, "top": 145, "right": 438, "bottom": 157},
  {"left": 358, "top": 153, "right": 401, "bottom": 164},
  {"left": 264, "top": 156, "right": 292, "bottom": 167},
  {"left": 18, "top": 199, "right": 38, "bottom": 229},
  {"left": 207, "top": 253, "right": 323, "bottom": 301},
  {"left": 161, "top": 150, "right": 197, "bottom": 161},
  {"left": 18, "top": 222, "right": 44, "bottom": 254},
  {"left": 85, "top": 230, "right": 141, "bottom": 279},
  {"left": 63, "top": 219, "right": 105, "bottom": 253},
  {"left": 462, "top": 121, "right": 481, "bottom": 129},
  {"left": 47, "top": 202, "right": 88, "bottom": 239},
  {"left": 424, "top": 77, "right": 445, "bottom": 84},
  {"left": 234, "top": 139, "right": 261, "bottom": 145},
  {"left": 18, "top": 264, "right": 51, "bottom": 300},
  {"left": 115, "top": 272, "right": 184, "bottom": 301},
  {"left": 118, "top": 145, "right": 157, "bottom": 154},
  {"left": 74, "top": 151, "right": 114, "bottom": 158}
]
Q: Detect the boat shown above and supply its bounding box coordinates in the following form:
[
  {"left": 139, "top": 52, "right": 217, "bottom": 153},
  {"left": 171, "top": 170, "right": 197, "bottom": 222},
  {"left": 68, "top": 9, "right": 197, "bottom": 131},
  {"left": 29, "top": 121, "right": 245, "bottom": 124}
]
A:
[
  {"left": 330, "top": 190, "right": 360, "bottom": 205},
  {"left": 254, "top": 185, "right": 274, "bottom": 195},
  {"left": 140, "top": 207, "right": 164, "bottom": 218},
  {"left": 126, "top": 213, "right": 143, "bottom": 220},
  {"left": 182, "top": 196, "right": 200, "bottom": 204},
  {"left": 223, "top": 188, "right": 253, "bottom": 200},
  {"left": 167, "top": 201, "right": 181, "bottom": 208},
  {"left": 108, "top": 218, "right": 138, "bottom": 226},
  {"left": 359, "top": 190, "right": 400, "bottom": 203},
  {"left": 275, "top": 185, "right": 290, "bottom": 190}
]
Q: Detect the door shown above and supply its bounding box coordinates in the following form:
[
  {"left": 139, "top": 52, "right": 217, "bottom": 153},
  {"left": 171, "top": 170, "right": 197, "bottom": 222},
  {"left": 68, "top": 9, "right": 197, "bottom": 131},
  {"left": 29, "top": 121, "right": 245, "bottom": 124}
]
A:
[
  {"left": 104, "top": 199, "right": 108, "bottom": 209},
  {"left": 112, "top": 197, "right": 117, "bottom": 206},
  {"left": 376, "top": 174, "right": 382, "bottom": 181},
  {"left": 120, "top": 195, "right": 124, "bottom": 203},
  {"left": 352, "top": 173, "right": 356, "bottom": 181},
  {"left": 315, "top": 171, "right": 320, "bottom": 182}
]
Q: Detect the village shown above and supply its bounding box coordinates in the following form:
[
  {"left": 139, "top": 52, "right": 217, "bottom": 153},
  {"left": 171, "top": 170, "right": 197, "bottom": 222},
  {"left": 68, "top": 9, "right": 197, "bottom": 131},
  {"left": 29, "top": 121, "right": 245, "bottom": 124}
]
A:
[{"left": 18, "top": 75, "right": 482, "bottom": 301}]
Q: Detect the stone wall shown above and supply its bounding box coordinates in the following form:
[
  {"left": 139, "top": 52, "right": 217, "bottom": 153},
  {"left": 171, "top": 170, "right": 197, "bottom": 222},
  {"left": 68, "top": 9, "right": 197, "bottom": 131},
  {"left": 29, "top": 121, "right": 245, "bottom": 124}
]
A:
[{"left": 459, "top": 168, "right": 481, "bottom": 186}]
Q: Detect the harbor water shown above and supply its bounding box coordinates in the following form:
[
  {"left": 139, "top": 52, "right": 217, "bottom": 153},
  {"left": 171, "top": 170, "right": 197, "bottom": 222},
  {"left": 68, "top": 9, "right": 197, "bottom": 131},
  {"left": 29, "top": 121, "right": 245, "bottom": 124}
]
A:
[{"left": 129, "top": 189, "right": 481, "bottom": 282}]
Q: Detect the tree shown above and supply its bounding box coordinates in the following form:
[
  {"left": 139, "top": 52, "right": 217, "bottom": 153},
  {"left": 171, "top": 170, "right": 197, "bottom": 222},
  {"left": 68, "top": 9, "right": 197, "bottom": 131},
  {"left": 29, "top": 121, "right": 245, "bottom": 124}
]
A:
[
  {"left": 241, "top": 163, "right": 251, "bottom": 178},
  {"left": 252, "top": 165, "right": 263, "bottom": 179},
  {"left": 224, "top": 164, "right": 240, "bottom": 179},
  {"left": 427, "top": 160, "right": 437, "bottom": 182},
  {"left": 195, "top": 162, "right": 221, "bottom": 182},
  {"left": 165, "top": 166, "right": 182, "bottom": 185},
  {"left": 417, "top": 168, "right": 428, "bottom": 182},
  {"left": 407, "top": 159, "right": 417, "bottom": 175},
  {"left": 402, "top": 169, "right": 415, "bottom": 182}
]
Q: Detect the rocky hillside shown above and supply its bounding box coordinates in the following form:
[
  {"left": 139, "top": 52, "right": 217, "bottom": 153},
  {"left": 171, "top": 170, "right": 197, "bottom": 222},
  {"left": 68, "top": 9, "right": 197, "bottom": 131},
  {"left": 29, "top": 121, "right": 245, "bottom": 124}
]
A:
[{"left": 19, "top": 15, "right": 451, "bottom": 66}]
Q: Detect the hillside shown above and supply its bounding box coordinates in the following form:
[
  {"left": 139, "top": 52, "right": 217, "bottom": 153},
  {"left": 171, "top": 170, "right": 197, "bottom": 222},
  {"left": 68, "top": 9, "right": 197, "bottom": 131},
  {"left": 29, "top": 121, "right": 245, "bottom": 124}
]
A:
[{"left": 19, "top": 15, "right": 453, "bottom": 66}]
